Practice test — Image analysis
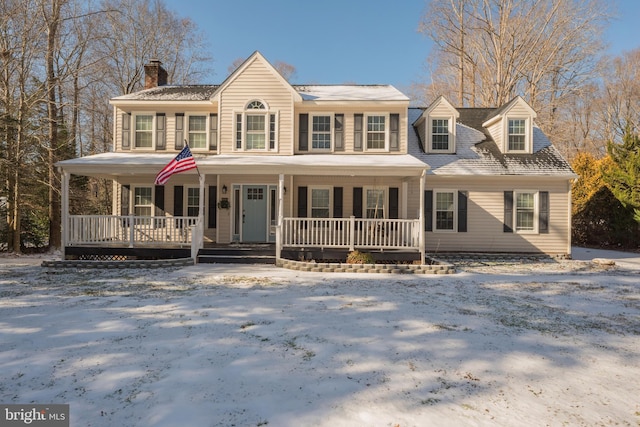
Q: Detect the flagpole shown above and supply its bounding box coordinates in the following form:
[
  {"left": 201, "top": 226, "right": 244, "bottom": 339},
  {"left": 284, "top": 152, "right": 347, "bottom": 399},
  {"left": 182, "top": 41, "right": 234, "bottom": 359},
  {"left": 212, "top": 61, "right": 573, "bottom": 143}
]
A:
[{"left": 184, "top": 139, "right": 202, "bottom": 178}]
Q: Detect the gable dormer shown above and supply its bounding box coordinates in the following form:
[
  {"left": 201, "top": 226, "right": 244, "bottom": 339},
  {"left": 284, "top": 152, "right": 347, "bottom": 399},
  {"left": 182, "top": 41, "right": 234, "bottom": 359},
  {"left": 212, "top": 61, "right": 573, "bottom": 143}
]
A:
[
  {"left": 414, "top": 96, "right": 459, "bottom": 154},
  {"left": 482, "top": 96, "right": 537, "bottom": 154}
]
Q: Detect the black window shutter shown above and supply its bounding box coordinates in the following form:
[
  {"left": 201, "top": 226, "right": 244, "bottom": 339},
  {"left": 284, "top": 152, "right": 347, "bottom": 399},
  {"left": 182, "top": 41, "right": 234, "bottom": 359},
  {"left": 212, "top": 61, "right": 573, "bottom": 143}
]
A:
[
  {"left": 353, "top": 187, "right": 363, "bottom": 218},
  {"left": 175, "top": 113, "right": 184, "bottom": 150},
  {"left": 390, "top": 113, "right": 399, "bottom": 151},
  {"left": 120, "top": 185, "right": 130, "bottom": 216},
  {"left": 458, "top": 191, "right": 468, "bottom": 232},
  {"left": 539, "top": 191, "right": 549, "bottom": 233},
  {"left": 122, "top": 113, "right": 130, "bottom": 150},
  {"left": 209, "top": 114, "right": 218, "bottom": 151},
  {"left": 424, "top": 190, "right": 433, "bottom": 231},
  {"left": 334, "top": 114, "right": 344, "bottom": 151},
  {"left": 154, "top": 185, "right": 165, "bottom": 215},
  {"left": 156, "top": 113, "right": 166, "bottom": 150},
  {"left": 297, "top": 186, "right": 308, "bottom": 217},
  {"left": 333, "top": 187, "right": 343, "bottom": 218},
  {"left": 299, "top": 114, "right": 308, "bottom": 151},
  {"left": 174, "top": 186, "right": 184, "bottom": 217},
  {"left": 208, "top": 186, "right": 217, "bottom": 228},
  {"left": 389, "top": 187, "right": 399, "bottom": 219},
  {"left": 504, "top": 191, "right": 514, "bottom": 233},
  {"left": 354, "top": 114, "right": 363, "bottom": 151}
]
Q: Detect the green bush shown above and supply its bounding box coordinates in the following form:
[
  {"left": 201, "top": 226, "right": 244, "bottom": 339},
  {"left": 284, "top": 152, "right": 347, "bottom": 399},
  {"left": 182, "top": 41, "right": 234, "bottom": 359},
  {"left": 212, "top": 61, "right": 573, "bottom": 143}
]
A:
[{"left": 346, "top": 250, "right": 375, "bottom": 264}]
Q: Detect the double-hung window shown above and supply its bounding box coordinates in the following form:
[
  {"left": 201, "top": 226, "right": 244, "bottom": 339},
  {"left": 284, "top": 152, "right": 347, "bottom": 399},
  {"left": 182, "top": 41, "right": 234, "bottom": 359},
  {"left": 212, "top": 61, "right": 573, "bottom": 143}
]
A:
[
  {"left": 236, "top": 100, "right": 277, "bottom": 151},
  {"left": 366, "top": 115, "right": 386, "bottom": 150},
  {"left": 435, "top": 191, "right": 455, "bottom": 231},
  {"left": 311, "top": 115, "right": 331, "bottom": 150},
  {"left": 515, "top": 191, "right": 536, "bottom": 232},
  {"left": 187, "top": 115, "right": 207, "bottom": 149},
  {"left": 134, "top": 115, "right": 154, "bottom": 148},
  {"left": 310, "top": 188, "right": 331, "bottom": 218},
  {"left": 133, "top": 187, "right": 153, "bottom": 216},
  {"left": 366, "top": 188, "right": 385, "bottom": 219},
  {"left": 508, "top": 119, "right": 527, "bottom": 151},
  {"left": 431, "top": 119, "right": 449, "bottom": 151}
]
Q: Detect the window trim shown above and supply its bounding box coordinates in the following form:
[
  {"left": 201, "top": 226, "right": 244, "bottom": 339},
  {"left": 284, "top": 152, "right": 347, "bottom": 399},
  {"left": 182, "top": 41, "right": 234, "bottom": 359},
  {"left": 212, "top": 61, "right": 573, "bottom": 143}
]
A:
[
  {"left": 513, "top": 189, "right": 539, "bottom": 234},
  {"left": 309, "top": 113, "right": 334, "bottom": 151},
  {"left": 185, "top": 186, "right": 201, "bottom": 217},
  {"left": 308, "top": 186, "right": 333, "bottom": 218},
  {"left": 364, "top": 113, "right": 390, "bottom": 152},
  {"left": 132, "top": 185, "right": 153, "bottom": 216},
  {"left": 363, "top": 186, "right": 388, "bottom": 219},
  {"left": 132, "top": 112, "right": 156, "bottom": 150},
  {"left": 433, "top": 189, "right": 457, "bottom": 232},
  {"left": 506, "top": 117, "right": 530, "bottom": 153},
  {"left": 185, "top": 113, "right": 210, "bottom": 151},
  {"left": 428, "top": 117, "right": 455, "bottom": 153},
  {"left": 234, "top": 99, "right": 278, "bottom": 152}
]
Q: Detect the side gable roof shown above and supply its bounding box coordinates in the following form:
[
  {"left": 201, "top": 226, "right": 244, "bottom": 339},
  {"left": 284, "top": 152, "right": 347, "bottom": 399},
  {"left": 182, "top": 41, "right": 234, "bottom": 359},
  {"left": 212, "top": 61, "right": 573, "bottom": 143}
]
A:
[{"left": 212, "top": 51, "right": 302, "bottom": 102}]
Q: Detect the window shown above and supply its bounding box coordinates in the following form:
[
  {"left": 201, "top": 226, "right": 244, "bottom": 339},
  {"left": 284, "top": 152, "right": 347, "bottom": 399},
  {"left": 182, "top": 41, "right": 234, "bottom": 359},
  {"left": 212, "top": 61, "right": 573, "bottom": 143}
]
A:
[
  {"left": 431, "top": 119, "right": 449, "bottom": 151},
  {"left": 366, "top": 115, "right": 386, "bottom": 149},
  {"left": 435, "top": 191, "right": 455, "bottom": 230},
  {"left": 135, "top": 115, "right": 153, "bottom": 148},
  {"left": 366, "top": 189, "right": 385, "bottom": 218},
  {"left": 508, "top": 119, "right": 526, "bottom": 151},
  {"left": 133, "top": 187, "right": 152, "bottom": 216},
  {"left": 515, "top": 191, "right": 536, "bottom": 232},
  {"left": 246, "top": 115, "right": 266, "bottom": 149},
  {"left": 188, "top": 115, "right": 207, "bottom": 149},
  {"left": 235, "top": 100, "right": 277, "bottom": 151},
  {"left": 310, "top": 188, "right": 330, "bottom": 218},
  {"left": 186, "top": 187, "right": 199, "bottom": 217},
  {"left": 311, "top": 115, "right": 331, "bottom": 150}
]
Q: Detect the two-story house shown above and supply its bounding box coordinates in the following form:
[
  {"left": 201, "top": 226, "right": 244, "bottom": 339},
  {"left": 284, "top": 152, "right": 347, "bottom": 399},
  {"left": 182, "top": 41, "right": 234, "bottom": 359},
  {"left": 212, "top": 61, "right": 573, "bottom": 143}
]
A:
[{"left": 57, "top": 52, "right": 576, "bottom": 264}]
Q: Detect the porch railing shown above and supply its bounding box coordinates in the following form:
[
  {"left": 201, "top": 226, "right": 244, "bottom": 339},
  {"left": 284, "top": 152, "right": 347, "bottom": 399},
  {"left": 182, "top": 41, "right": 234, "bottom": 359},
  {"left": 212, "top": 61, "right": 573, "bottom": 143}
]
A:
[
  {"left": 282, "top": 216, "right": 421, "bottom": 251},
  {"left": 67, "top": 215, "right": 199, "bottom": 247}
]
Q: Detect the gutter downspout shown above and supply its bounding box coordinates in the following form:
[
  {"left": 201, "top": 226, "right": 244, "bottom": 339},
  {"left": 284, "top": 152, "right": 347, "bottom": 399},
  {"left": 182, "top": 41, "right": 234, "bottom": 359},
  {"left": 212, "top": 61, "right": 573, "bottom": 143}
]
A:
[{"left": 419, "top": 169, "right": 427, "bottom": 265}]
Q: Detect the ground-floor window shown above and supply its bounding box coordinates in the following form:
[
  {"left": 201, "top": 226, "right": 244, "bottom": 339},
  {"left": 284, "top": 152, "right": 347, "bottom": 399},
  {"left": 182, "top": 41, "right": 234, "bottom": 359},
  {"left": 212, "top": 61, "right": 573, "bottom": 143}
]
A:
[
  {"left": 133, "top": 187, "right": 152, "bottom": 216},
  {"left": 515, "top": 191, "right": 536, "bottom": 232},
  {"left": 435, "top": 191, "right": 455, "bottom": 230},
  {"left": 366, "top": 188, "right": 385, "bottom": 218},
  {"left": 186, "top": 187, "right": 200, "bottom": 217},
  {"left": 311, "top": 188, "right": 331, "bottom": 218}
]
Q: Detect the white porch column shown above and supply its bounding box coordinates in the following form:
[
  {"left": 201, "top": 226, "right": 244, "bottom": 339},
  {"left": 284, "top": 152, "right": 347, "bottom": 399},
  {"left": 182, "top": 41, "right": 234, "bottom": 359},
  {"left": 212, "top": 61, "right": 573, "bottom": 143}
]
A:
[
  {"left": 60, "top": 168, "right": 70, "bottom": 259},
  {"left": 419, "top": 169, "right": 426, "bottom": 265},
  {"left": 276, "top": 173, "right": 284, "bottom": 260},
  {"left": 199, "top": 174, "right": 206, "bottom": 224}
]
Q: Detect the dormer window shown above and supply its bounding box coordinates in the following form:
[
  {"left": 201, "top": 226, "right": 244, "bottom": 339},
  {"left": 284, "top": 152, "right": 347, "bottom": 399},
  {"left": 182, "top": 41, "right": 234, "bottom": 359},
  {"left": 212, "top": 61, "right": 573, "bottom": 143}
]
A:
[
  {"left": 508, "top": 119, "right": 527, "bottom": 151},
  {"left": 431, "top": 119, "right": 450, "bottom": 151},
  {"left": 235, "top": 100, "right": 278, "bottom": 151}
]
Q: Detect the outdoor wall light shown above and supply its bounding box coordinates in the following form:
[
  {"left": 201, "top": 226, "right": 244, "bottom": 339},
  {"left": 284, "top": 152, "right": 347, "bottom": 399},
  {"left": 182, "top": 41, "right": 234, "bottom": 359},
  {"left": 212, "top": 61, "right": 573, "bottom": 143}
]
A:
[{"left": 222, "top": 185, "right": 227, "bottom": 194}]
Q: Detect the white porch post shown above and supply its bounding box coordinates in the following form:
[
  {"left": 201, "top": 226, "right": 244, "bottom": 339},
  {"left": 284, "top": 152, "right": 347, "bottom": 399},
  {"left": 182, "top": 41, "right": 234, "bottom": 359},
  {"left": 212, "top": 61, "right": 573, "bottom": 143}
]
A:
[
  {"left": 60, "top": 168, "right": 69, "bottom": 259},
  {"left": 419, "top": 169, "right": 426, "bottom": 265},
  {"left": 276, "top": 173, "right": 284, "bottom": 260}
]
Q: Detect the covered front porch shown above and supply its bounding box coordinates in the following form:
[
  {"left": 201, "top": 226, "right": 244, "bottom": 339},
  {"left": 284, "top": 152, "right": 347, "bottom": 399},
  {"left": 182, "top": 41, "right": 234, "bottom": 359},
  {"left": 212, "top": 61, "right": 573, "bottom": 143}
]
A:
[{"left": 57, "top": 152, "right": 429, "bottom": 263}]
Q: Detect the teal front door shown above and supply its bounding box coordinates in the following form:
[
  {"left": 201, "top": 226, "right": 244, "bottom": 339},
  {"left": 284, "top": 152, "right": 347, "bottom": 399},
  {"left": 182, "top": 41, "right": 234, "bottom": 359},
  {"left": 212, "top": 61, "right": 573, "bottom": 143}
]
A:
[{"left": 242, "top": 185, "right": 268, "bottom": 242}]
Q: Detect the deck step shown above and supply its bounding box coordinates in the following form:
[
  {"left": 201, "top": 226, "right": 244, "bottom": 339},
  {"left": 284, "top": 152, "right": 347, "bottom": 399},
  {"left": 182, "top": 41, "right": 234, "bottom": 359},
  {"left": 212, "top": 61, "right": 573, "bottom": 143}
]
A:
[{"left": 197, "top": 246, "right": 276, "bottom": 264}]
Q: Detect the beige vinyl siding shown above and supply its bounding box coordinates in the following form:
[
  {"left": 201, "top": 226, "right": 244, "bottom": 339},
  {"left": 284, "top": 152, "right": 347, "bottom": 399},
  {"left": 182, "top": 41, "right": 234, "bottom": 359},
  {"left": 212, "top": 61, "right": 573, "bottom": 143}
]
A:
[
  {"left": 411, "top": 176, "right": 571, "bottom": 255},
  {"left": 218, "top": 58, "right": 295, "bottom": 155},
  {"left": 485, "top": 120, "right": 503, "bottom": 151},
  {"left": 294, "top": 105, "right": 409, "bottom": 154},
  {"left": 414, "top": 116, "right": 426, "bottom": 147}
]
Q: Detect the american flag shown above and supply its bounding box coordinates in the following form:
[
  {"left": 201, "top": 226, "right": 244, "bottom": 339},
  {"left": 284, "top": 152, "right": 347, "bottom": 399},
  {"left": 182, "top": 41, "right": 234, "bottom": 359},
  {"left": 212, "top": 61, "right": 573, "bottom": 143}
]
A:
[{"left": 154, "top": 145, "right": 198, "bottom": 185}]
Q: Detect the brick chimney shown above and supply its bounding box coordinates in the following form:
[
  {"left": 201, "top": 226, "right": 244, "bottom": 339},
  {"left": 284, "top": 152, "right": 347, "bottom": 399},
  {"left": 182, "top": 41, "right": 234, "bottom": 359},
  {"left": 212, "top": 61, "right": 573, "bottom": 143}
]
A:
[{"left": 144, "top": 59, "right": 168, "bottom": 89}]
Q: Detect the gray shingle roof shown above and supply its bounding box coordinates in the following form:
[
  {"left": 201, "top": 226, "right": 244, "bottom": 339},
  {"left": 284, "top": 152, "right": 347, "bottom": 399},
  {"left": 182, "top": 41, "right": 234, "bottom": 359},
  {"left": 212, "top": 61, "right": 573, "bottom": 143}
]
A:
[
  {"left": 113, "top": 85, "right": 219, "bottom": 101},
  {"left": 408, "top": 107, "right": 576, "bottom": 177}
]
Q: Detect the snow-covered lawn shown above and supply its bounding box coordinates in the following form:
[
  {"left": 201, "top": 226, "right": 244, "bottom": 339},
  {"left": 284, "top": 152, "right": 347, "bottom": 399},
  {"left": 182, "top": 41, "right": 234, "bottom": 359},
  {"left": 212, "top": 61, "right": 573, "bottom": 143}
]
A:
[{"left": 1, "top": 255, "right": 638, "bottom": 426}]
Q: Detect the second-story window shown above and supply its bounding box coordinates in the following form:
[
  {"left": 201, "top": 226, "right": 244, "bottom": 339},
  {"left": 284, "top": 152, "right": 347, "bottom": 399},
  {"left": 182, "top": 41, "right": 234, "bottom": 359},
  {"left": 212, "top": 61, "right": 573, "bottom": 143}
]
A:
[
  {"left": 311, "top": 115, "right": 331, "bottom": 150},
  {"left": 366, "top": 115, "right": 386, "bottom": 150},
  {"left": 236, "top": 100, "right": 277, "bottom": 151},
  {"left": 135, "top": 115, "right": 153, "bottom": 148},
  {"left": 188, "top": 115, "right": 207, "bottom": 149},
  {"left": 508, "top": 119, "right": 526, "bottom": 151},
  {"left": 431, "top": 119, "right": 449, "bottom": 151}
]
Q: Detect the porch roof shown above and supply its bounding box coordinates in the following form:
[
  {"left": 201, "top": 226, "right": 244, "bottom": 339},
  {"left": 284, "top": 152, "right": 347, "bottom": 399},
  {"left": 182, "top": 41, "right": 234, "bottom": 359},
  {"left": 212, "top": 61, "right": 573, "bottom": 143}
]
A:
[{"left": 56, "top": 152, "right": 429, "bottom": 178}]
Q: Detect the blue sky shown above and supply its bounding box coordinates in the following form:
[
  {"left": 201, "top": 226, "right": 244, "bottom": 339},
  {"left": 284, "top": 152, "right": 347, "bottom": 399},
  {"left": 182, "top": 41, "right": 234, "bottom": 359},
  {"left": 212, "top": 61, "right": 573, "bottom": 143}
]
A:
[{"left": 164, "top": 0, "right": 640, "bottom": 90}]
